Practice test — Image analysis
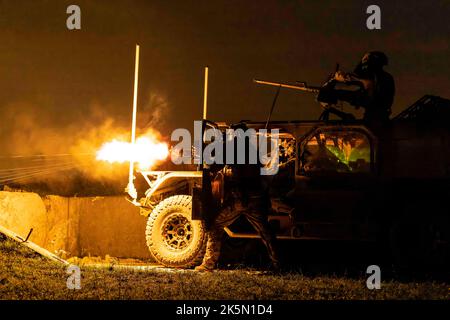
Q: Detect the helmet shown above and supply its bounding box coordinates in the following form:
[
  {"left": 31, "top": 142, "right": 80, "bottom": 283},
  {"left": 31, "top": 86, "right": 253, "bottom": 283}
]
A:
[
  {"left": 354, "top": 51, "right": 388, "bottom": 76},
  {"left": 230, "top": 120, "right": 249, "bottom": 131},
  {"left": 361, "top": 51, "right": 388, "bottom": 67}
]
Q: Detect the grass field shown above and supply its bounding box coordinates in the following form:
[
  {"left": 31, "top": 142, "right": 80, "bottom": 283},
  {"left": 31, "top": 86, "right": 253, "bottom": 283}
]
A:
[{"left": 0, "top": 235, "right": 448, "bottom": 300}]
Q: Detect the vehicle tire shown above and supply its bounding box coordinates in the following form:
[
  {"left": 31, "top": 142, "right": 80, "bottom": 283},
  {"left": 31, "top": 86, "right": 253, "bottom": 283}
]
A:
[
  {"left": 390, "top": 216, "right": 449, "bottom": 272},
  {"left": 145, "top": 195, "right": 207, "bottom": 268}
]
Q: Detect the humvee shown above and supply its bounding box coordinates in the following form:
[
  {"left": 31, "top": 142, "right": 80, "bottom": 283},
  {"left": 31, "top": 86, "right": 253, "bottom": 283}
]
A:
[{"left": 130, "top": 95, "right": 450, "bottom": 269}]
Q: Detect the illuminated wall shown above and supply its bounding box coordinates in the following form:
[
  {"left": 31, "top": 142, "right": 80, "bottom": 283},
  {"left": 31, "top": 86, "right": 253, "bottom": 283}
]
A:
[{"left": 0, "top": 191, "right": 152, "bottom": 259}]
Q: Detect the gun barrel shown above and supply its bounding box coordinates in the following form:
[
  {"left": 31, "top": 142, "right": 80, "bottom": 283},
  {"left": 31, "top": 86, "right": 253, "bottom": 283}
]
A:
[{"left": 254, "top": 79, "right": 320, "bottom": 93}]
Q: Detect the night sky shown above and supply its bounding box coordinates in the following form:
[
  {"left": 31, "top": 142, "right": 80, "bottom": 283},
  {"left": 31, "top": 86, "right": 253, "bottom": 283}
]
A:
[{"left": 0, "top": 0, "right": 449, "bottom": 148}]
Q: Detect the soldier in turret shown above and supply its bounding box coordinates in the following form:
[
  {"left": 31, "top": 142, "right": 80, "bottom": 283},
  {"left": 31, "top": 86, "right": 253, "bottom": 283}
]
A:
[{"left": 318, "top": 51, "right": 395, "bottom": 124}]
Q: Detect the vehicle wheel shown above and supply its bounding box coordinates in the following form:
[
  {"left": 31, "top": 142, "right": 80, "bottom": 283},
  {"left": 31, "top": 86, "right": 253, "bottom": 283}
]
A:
[
  {"left": 390, "top": 217, "right": 449, "bottom": 272},
  {"left": 145, "top": 195, "right": 207, "bottom": 268}
]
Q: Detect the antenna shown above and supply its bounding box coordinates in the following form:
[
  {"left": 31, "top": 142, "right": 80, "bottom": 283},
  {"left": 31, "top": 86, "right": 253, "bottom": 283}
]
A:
[
  {"left": 203, "top": 66, "right": 209, "bottom": 119},
  {"left": 127, "top": 44, "right": 140, "bottom": 201}
]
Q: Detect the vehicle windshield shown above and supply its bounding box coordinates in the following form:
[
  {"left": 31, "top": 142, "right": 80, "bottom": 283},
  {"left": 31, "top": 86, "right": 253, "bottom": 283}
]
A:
[{"left": 301, "top": 130, "right": 371, "bottom": 174}]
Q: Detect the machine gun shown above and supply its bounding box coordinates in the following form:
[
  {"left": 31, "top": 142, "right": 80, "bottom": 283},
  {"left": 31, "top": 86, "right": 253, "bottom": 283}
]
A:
[
  {"left": 253, "top": 79, "right": 321, "bottom": 94},
  {"left": 254, "top": 71, "right": 357, "bottom": 123}
]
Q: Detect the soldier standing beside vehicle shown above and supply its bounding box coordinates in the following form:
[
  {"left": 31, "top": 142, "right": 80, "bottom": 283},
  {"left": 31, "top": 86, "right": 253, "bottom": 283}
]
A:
[
  {"left": 318, "top": 51, "right": 395, "bottom": 125},
  {"left": 195, "top": 122, "right": 280, "bottom": 272}
]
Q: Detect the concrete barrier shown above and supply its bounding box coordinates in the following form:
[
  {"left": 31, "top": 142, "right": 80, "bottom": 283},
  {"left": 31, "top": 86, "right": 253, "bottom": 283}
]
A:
[{"left": 0, "top": 191, "right": 152, "bottom": 259}]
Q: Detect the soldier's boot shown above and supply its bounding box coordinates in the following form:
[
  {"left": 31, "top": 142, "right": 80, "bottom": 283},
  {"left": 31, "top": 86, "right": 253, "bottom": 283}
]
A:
[
  {"left": 194, "top": 263, "right": 215, "bottom": 272},
  {"left": 195, "top": 230, "right": 222, "bottom": 272}
]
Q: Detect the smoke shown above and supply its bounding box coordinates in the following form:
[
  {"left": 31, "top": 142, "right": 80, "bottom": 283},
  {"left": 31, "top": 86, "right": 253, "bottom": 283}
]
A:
[
  {"left": 138, "top": 92, "right": 170, "bottom": 131},
  {"left": 0, "top": 92, "right": 171, "bottom": 196}
]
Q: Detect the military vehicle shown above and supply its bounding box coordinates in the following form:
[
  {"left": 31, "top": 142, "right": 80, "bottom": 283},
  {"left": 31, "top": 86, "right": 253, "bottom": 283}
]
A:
[{"left": 128, "top": 80, "right": 450, "bottom": 270}]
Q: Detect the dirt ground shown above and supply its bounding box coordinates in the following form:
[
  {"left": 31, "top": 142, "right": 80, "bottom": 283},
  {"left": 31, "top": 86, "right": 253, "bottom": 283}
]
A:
[{"left": 0, "top": 235, "right": 448, "bottom": 300}]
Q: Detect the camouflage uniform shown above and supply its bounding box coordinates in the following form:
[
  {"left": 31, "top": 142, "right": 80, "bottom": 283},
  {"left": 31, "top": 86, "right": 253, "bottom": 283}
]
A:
[{"left": 198, "top": 164, "right": 280, "bottom": 270}]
